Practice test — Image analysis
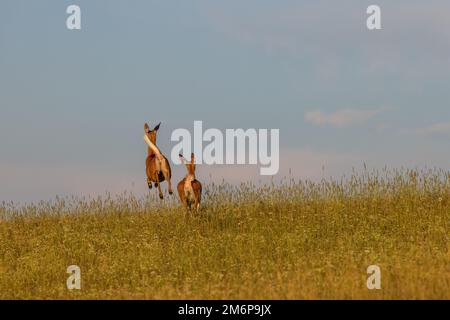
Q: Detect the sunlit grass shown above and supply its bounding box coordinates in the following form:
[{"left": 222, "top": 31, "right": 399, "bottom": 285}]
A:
[{"left": 0, "top": 168, "right": 449, "bottom": 299}]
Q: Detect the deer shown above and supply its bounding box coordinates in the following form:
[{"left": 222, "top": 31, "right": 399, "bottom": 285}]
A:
[
  {"left": 177, "top": 153, "right": 202, "bottom": 210},
  {"left": 143, "top": 122, "right": 173, "bottom": 199}
]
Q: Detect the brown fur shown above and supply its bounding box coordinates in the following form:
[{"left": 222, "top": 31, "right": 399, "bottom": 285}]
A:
[
  {"left": 177, "top": 153, "right": 202, "bottom": 210},
  {"left": 144, "top": 122, "right": 173, "bottom": 199}
]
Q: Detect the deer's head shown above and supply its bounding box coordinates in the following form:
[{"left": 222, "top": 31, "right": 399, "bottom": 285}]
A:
[
  {"left": 144, "top": 122, "right": 161, "bottom": 145},
  {"left": 179, "top": 153, "right": 196, "bottom": 177}
]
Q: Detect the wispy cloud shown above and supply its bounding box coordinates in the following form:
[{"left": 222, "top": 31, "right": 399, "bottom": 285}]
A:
[
  {"left": 402, "top": 122, "right": 450, "bottom": 137},
  {"left": 304, "top": 108, "right": 383, "bottom": 128}
]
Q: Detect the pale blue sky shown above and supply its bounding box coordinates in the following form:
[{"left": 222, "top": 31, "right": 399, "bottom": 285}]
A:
[{"left": 1, "top": 0, "right": 449, "bottom": 202}]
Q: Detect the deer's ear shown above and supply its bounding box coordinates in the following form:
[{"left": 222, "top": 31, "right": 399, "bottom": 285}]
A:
[
  {"left": 154, "top": 122, "right": 161, "bottom": 131},
  {"left": 144, "top": 123, "right": 150, "bottom": 132},
  {"left": 179, "top": 154, "right": 187, "bottom": 165}
]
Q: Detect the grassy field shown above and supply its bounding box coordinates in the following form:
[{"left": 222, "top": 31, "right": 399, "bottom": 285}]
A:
[{"left": 1, "top": 168, "right": 449, "bottom": 299}]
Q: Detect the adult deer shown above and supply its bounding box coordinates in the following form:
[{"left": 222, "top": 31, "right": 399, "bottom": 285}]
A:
[
  {"left": 143, "top": 122, "right": 173, "bottom": 199},
  {"left": 177, "top": 153, "right": 202, "bottom": 210}
]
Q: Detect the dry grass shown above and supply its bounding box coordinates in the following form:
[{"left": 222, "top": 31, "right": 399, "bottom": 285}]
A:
[{"left": 1, "top": 168, "right": 449, "bottom": 299}]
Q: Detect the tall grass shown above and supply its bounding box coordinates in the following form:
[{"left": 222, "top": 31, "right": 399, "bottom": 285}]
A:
[{"left": 0, "top": 168, "right": 449, "bottom": 299}]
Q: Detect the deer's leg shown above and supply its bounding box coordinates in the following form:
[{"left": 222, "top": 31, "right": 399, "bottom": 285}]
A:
[
  {"left": 193, "top": 188, "right": 201, "bottom": 211},
  {"left": 161, "top": 161, "right": 173, "bottom": 195},
  {"left": 177, "top": 181, "right": 187, "bottom": 208},
  {"left": 146, "top": 165, "right": 153, "bottom": 190},
  {"left": 147, "top": 177, "right": 153, "bottom": 189},
  {"left": 180, "top": 197, "right": 187, "bottom": 208},
  {"left": 182, "top": 192, "right": 191, "bottom": 209},
  {"left": 192, "top": 196, "right": 199, "bottom": 211},
  {"left": 167, "top": 178, "right": 173, "bottom": 195},
  {"left": 155, "top": 173, "right": 164, "bottom": 199}
]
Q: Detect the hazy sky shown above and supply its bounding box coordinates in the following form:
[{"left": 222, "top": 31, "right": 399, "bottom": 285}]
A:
[{"left": 1, "top": 0, "right": 449, "bottom": 202}]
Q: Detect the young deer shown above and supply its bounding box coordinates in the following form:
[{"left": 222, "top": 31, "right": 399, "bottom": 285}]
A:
[
  {"left": 177, "top": 153, "right": 202, "bottom": 210},
  {"left": 143, "top": 122, "right": 173, "bottom": 199}
]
